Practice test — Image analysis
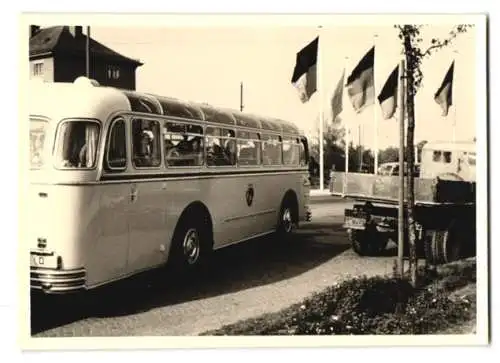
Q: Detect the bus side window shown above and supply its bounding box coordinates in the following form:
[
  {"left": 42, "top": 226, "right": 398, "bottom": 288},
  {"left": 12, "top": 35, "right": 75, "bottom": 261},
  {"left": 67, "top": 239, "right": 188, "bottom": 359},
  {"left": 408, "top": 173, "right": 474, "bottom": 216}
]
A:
[
  {"left": 132, "top": 118, "right": 161, "bottom": 168},
  {"left": 236, "top": 131, "right": 261, "bottom": 166},
  {"left": 206, "top": 127, "right": 236, "bottom": 166},
  {"left": 106, "top": 118, "right": 127, "bottom": 170},
  {"left": 164, "top": 122, "right": 204, "bottom": 167},
  {"left": 283, "top": 138, "right": 300, "bottom": 166},
  {"left": 262, "top": 134, "right": 282, "bottom": 165}
]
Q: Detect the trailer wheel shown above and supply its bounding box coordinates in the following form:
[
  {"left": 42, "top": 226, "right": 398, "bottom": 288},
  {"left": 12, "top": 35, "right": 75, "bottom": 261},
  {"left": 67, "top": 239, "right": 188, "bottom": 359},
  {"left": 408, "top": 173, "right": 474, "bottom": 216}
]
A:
[
  {"left": 424, "top": 221, "right": 463, "bottom": 265},
  {"left": 348, "top": 224, "right": 388, "bottom": 256}
]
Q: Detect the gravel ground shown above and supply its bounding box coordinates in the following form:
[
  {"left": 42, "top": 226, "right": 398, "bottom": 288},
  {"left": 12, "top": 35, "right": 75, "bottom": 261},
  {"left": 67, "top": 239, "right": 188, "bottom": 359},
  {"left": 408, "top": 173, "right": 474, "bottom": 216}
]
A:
[{"left": 31, "top": 199, "right": 397, "bottom": 337}]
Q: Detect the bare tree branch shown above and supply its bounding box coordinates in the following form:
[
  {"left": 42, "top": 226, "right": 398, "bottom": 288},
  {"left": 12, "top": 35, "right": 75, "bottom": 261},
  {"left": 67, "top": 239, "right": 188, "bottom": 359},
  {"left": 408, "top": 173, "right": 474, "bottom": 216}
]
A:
[{"left": 421, "top": 24, "right": 473, "bottom": 57}]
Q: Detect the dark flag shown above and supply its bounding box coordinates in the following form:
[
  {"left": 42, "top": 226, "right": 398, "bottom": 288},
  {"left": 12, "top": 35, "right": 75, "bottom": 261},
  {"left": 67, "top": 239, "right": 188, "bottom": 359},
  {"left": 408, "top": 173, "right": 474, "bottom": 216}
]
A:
[
  {"left": 377, "top": 65, "right": 399, "bottom": 120},
  {"left": 331, "top": 69, "right": 345, "bottom": 123},
  {"left": 434, "top": 61, "right": 454, "bottom": 116},
  {"left": 291, "top": 37, "right": 319, "bottom": 103},
  {"left": 346, "top": 46, "right": 375, "bottom": 113}
]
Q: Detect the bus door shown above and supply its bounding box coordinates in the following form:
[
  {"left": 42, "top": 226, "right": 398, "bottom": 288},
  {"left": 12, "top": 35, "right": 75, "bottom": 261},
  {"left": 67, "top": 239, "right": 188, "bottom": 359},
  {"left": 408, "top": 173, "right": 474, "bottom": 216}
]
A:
[
  {"left": 125, "top": 118, "right": 168, "bottom": 273},
  {"left": 92, "top": 118, "right": 131, "bottom": 285}
]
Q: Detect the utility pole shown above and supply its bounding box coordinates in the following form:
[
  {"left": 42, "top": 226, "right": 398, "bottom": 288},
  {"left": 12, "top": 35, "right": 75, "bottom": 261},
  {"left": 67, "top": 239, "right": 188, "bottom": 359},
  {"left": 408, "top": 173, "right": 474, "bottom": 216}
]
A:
[
  {"left": 240, "top": 82, "right": 244, "bottom": 112},
  {"left": 86, "top": 26, "right": 91, "bottom": 78}
]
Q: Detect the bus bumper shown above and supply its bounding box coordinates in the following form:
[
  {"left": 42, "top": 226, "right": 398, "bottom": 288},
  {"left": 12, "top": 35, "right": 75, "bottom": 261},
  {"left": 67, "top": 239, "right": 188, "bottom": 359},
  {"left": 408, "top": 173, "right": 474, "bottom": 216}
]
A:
[
  {"left": 30, "top": 267, "right": 86, "bottom": 294},
  {"left": 305, "top": 206, "right": 312, "bottom": 221}
]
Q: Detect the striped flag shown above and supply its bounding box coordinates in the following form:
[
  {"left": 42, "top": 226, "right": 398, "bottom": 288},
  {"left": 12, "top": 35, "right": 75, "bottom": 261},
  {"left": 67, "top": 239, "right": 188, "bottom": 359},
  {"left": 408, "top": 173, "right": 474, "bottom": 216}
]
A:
[
  {"left": 346, "top": 46, "right": 375, "bottom": 113},
  {"left": 291, "top": 37, "right": 318, "bottom": 103},
  {"left": 331, "top": 69, "right": 345, "bottom": 124},
  {"left": 377, "top": 65, "right": 399, "bottom": 120},
  {"left": 434, "top": 61, "right": 454, "bottom": 116}
]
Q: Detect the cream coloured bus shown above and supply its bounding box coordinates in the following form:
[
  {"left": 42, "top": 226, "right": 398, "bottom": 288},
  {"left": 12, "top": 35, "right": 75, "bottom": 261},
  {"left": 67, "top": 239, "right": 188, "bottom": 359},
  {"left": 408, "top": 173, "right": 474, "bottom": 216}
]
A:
[{"left": 27, "top": 77, "right": 312, "bottom": 294}]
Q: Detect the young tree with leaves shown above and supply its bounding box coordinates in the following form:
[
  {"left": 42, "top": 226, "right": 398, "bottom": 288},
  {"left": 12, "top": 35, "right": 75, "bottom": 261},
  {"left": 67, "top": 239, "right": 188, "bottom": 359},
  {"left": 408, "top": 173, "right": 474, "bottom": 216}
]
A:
[{"left": 395, "top": 24, "right": 472, "bottom": 286}]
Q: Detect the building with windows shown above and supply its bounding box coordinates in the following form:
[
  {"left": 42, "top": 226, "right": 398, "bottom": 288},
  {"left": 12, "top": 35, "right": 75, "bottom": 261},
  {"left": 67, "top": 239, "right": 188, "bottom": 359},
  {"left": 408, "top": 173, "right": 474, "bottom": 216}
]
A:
[{"left": 29, "top": 25, "right": 143, "bottom": 90}]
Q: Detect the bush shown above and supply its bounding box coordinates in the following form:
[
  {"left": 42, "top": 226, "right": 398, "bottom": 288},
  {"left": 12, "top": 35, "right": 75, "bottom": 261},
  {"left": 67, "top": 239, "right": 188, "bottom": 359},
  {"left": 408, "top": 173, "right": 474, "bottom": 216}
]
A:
[{"left": 202, "top": 259, "right": 476, "bottom": 336}]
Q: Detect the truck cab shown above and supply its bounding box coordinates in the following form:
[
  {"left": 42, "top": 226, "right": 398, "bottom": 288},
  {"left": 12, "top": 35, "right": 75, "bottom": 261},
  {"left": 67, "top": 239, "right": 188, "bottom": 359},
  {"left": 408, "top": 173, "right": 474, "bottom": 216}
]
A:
[{"left": 419, "top": 141, "right": 476, "bottom": 182}]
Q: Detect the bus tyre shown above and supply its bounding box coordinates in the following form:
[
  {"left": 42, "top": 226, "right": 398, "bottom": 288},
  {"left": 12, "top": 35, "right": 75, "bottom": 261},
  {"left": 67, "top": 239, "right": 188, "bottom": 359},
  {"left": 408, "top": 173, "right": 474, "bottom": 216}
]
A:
[
  {"left": 276, "top": 197, "right": 297, "bottom": 240},
  {"left": 170, "top": 214, "right": 211, "bottom": 276}
]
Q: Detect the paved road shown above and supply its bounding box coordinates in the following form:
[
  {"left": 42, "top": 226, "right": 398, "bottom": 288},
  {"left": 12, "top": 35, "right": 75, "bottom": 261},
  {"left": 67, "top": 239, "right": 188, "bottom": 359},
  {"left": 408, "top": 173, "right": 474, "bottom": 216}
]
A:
[{"left": 31, "top": 197, "right": 397, "bottom": 337}]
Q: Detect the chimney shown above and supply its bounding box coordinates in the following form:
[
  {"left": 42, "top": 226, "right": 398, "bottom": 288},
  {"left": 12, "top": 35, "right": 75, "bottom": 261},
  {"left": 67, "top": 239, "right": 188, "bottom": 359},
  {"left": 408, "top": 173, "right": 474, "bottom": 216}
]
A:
[
  {"left": 69, "top": 26, "right": 83, "bottom": 38},
  {"left": 30, "top": 25, "right": 40, "bottom": 38}
]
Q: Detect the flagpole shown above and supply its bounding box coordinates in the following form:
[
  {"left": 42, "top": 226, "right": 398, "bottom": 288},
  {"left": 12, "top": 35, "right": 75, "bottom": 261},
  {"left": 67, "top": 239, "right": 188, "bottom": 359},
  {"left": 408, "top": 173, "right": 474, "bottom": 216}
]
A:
[
  {"left": 343, "top": 56, "right": 349, "bottom": 196},
  {"left": 452, "top": 51, "right": 458, "bottom": 143},
  {"left": 318, "top": 25, "right": 325, "bottom": 192},
  {"left": 358, "top": 123, "right": 362, "bottom": 172},
  {"left": 373, "top": 34, "right": 379, "bottom": 174},
  {"left": 240, "top": 81, "right": 244, "bottom": 112}
]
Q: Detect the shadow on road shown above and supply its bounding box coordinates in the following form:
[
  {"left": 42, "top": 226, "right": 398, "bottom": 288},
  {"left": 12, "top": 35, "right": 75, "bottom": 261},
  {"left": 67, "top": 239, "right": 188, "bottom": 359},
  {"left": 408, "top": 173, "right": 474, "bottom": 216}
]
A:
[{"left": 30, "top": 220, "right": 351, "bottom": 335}]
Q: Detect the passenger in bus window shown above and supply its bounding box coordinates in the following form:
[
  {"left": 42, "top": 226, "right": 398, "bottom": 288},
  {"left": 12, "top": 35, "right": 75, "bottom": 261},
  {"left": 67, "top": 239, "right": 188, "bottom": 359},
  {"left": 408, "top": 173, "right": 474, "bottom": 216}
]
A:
[
  {"left": 207, "top": 137, "right": 228, "bottom": 166},
  {"left": 133, "top": 119, "right": 160, "bottom": 167},
  {"left": 141, "top": 121, "right": 155, "bottom": 155},
  {"left": 190, "top": 136, "right": 204, "bottom": 166},
  {"left": 78, "top": 143, "right": 88, "bottom": 167},
  {"left": 224, "top": 139, "right": 237, "bottom": 165}
]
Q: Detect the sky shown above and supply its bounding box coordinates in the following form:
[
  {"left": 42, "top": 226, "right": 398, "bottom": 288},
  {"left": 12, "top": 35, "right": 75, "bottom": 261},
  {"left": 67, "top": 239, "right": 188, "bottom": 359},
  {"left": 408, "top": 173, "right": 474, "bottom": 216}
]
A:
[{"left": 37, "top": 17, "right": 479, "bottom": 150}]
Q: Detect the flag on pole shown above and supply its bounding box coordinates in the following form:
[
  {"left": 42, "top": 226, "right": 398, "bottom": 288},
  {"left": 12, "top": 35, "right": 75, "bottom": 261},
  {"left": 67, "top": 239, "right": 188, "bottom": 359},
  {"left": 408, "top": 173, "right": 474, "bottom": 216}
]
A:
[
  {"left": 434, "top": 61, "right": 454, "bottom": 116},
  {"left": 331, "top": 69, "right": 345, "bottom": 124},
  {"left": 377, "top": 65, "right": 399, "bottom": 120},
  {"left": 346, "top": 46, "right": 375, "bottom": 113},
  {"left": 291, "top": 37, "right": 318, "bottom": 103}
]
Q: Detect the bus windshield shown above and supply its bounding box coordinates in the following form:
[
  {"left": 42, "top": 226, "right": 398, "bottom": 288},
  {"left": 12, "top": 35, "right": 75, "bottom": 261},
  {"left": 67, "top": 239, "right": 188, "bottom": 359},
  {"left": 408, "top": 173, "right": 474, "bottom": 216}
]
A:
[
  {"left": 55, "top": 120, "right": 100, "bottom": 169},
  {"left": 30, "top": 119, "right": 48, "bottom": 169}
]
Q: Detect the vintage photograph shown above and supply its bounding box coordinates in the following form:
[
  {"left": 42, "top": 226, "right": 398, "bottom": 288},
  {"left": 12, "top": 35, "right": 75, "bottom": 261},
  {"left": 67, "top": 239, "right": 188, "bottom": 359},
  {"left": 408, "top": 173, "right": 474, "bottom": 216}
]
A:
[{"left": 20, "top": 13, "right": 488, "bottom": 348}]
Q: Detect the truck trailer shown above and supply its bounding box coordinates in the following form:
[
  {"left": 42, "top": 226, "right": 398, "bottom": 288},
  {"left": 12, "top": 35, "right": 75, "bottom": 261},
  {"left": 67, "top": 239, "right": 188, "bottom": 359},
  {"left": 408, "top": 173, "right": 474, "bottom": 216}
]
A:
[{"left": 329, "top": 140, "right": 476, "bottom": 265}]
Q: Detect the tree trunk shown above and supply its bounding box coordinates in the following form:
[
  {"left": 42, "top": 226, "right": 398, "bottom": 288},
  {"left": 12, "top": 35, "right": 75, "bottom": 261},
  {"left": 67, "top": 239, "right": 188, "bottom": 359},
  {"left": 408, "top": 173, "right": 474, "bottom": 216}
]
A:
[{"left": 404, "top": 34, "right": 418, "bottom": 287}]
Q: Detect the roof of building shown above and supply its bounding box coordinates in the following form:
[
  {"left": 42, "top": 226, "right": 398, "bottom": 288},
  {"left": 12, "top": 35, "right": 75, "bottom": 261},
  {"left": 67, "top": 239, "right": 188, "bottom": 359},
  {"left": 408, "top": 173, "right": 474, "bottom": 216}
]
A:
[{"left": 29, "top": 26, "right": 143, "bottom": 66}]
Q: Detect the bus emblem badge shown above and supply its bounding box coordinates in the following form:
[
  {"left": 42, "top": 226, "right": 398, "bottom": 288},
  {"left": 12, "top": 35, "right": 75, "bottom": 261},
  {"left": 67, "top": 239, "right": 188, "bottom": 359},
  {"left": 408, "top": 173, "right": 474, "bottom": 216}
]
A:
[{"left": 246, "top": 184, "right": 254, "bottom": 207}]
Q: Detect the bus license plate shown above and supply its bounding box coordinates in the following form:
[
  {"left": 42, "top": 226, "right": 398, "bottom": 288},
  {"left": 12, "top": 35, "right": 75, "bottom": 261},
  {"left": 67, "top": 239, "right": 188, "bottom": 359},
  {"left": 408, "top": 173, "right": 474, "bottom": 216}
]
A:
[
  {"left": 345, "top": 217, "right": 366, "bottom": 229},
  {"left": 31, "top": 254, "right": 58, "bottom": 269}
]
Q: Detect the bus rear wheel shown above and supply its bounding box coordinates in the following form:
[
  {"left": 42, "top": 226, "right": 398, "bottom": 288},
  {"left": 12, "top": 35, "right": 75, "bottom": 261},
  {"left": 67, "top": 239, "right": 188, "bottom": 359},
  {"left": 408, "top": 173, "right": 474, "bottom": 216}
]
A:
[
  {"left": 169, "top": 213, "right": 211, "bottom": 276},
  {"left": 276, "top": 197, "right": 297, "bottom": 240}
]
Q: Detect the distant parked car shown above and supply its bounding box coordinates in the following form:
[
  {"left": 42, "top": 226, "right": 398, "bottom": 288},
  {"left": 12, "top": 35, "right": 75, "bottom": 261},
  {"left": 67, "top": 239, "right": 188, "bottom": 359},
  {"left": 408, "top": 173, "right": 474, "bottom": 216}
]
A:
[{"left": 377, "top": 162, "right": 420, "bottom": 177}]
